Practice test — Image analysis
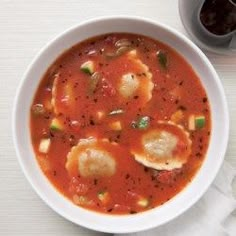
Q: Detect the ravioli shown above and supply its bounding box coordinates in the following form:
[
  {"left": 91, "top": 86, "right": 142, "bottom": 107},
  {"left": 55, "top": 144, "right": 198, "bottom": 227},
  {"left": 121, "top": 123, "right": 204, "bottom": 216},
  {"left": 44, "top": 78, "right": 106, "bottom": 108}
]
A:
[
  {"left": 119, "top": 73, "right": 140, "bottom": 98},
  {"left": 131, "top": 122, "right": 192, "bottom": 170},
  {"left": 118, "top": 50, "right": 154, "bottom": 104},
  {"left": 66, "top": 137, "right": 117, "bottom": 178}
]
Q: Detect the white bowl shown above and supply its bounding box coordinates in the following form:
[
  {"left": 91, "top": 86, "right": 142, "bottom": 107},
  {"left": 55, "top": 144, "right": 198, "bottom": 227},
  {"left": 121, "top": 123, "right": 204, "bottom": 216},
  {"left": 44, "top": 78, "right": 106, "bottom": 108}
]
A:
[{"left": 12, "top": 16, "right": 229, "bottom": 234}]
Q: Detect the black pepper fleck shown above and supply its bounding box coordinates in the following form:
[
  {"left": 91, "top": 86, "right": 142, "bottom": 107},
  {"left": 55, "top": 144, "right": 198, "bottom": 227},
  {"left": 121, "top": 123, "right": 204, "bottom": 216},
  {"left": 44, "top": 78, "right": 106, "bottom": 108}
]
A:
[
  {"left": 90, "top": 120, "right": 95, "bottom": 126},
  {"left": 130, "top": 210, "right": 137, "bottom": 214},
  {"left": 125, "top": 174, "right": 130, "bottom": 179},
  {"left": 178, "top": 105, "right": 187, "bottom": 111}
]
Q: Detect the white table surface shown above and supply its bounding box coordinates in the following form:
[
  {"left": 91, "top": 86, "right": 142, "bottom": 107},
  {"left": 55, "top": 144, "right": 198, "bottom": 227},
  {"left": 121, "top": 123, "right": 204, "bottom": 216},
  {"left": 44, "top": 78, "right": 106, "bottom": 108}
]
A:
[{"left": 1, "top": 0, "right": 236, "bottom": 235}]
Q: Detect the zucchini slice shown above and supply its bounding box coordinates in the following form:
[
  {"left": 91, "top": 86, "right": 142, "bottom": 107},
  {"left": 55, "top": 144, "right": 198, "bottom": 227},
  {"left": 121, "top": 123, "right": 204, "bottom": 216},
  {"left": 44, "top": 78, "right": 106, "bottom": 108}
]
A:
[
  {"left": 195, "top": 116, "right": 205, "bottom": 129},
  {"left": 157, "top": 50, "right": 168, "bottom": 69},
  {"left": 188, "top": 115, "right": 206, "bottom": 130},
  {"left": 80, "top": 61, "right": 94, "bottom": 75},
  {"left": 132, "top": 116, "right": 150, "bottom": 129},
  {"left": 50, "top": 118, "right": 63, "bottom": 131},
  {"left": 97, "top": 191, "right": 110, "bottom": 204}
]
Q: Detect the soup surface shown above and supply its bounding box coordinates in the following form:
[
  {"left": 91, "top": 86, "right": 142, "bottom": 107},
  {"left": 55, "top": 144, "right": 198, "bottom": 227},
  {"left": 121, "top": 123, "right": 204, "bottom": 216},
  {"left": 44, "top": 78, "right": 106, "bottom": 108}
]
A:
[{"left": 30, "top": 33, "right": 211, "bottom": 214}]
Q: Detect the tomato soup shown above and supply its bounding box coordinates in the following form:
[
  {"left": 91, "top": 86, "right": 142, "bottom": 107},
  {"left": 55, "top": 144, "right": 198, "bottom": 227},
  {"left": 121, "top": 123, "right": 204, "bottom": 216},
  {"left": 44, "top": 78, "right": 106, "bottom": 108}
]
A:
[{"left": 30, "top": 33, "right": 211, "bottom": 214}]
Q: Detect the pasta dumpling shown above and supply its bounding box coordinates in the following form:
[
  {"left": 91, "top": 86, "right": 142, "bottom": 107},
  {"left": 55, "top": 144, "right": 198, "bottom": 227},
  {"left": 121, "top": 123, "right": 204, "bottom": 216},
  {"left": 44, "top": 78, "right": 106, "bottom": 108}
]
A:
[
  {"left": 131, "top": 122, "right": 192, "bottom": 170},
  {"left": 66, "top": 138, "right": 117, "bottom": 178},
  {"left": 119, "top": 73, "right": 140, "bottom": 98},
  {"left": 118, "top": 50, "right": 154, "bottom": 104}
]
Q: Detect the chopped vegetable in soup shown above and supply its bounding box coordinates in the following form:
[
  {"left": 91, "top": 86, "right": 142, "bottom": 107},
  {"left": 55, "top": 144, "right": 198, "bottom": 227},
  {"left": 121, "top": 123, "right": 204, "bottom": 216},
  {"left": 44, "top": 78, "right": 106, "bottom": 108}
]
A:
[{"left": 30, "top": 33, "right": 211, "bottom": 214}]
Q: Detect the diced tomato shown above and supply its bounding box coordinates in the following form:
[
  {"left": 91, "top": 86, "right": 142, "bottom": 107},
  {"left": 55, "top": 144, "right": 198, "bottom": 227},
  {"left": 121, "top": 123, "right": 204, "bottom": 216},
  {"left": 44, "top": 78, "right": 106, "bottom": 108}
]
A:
[
  {"left": 156, "top": 170, "right": 176, "bottom": 184},
  {"left": 169, "top": 87, "right": 182, "bottom": 100},
  {"left": 75, "top": 183, "right": 89, "bottom": 195},
  {"left": 69, "top": 177, "right": 89, "bottom": 195},
  {"left": 69, "top": 177, "right": 79, "bottom": 193},
  {"left": 101, "top": 78, "right": 116, "bottom": 97},
  {"left": 70, "top": 120, "right": 81, "bottom": 132}
]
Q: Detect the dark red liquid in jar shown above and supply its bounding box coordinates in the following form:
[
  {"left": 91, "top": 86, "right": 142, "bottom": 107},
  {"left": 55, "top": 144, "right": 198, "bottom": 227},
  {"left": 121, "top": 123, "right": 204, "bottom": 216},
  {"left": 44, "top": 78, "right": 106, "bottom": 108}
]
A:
[{"left": 200, "top": 0, "right": 236, "bottom": 35}]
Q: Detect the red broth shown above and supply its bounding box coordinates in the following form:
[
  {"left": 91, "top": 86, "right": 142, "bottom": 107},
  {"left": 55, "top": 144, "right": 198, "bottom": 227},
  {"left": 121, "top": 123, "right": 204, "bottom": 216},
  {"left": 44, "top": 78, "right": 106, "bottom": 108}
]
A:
[{"left": 30, "top": 33, "right": 211, "bottom": 214}]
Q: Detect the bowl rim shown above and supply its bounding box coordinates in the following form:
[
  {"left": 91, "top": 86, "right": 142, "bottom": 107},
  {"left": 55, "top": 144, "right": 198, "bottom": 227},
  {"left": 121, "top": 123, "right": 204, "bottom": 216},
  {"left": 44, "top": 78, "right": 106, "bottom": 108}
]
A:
[{"left": 12, "top": 15, "right": 229, "bottom": 233}]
